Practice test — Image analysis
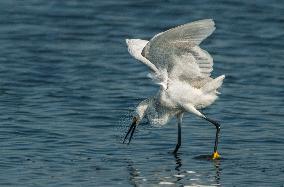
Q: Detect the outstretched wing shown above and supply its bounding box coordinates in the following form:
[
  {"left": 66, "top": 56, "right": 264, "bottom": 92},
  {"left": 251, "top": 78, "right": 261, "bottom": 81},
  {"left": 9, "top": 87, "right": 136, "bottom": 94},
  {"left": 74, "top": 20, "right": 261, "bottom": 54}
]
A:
[
  {"left": 126, "top": 39, "right": 168, "bottom": 88},
  {"left": 142, "top": 19, "right": 216, "bottom": 84},
  {"left": 126, "top": 39, "right": 159, "bottom": 74}
]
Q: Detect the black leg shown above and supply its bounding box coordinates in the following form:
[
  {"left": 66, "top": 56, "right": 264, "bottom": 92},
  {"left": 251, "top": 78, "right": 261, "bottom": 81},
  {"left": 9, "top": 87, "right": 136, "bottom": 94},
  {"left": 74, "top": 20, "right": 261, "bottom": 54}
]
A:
[
  {"left": 123, "top": 117, "right": 138, "bottom": 144},
  {"left": 173, "top": 122, "right": 181, "bottom": 154},
  {"left": 173, "top": 113, "right": 183, "bottom": 154},
  {"left": 204, "top": 117, "right": 221, "bottom": 154}
]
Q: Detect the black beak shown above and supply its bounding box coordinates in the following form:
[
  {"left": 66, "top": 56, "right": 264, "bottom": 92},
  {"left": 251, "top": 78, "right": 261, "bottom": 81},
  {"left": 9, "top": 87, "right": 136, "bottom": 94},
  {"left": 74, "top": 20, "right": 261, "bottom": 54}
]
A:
[{"left": 123, "top": 117, "right": 138, "bottom": 144}]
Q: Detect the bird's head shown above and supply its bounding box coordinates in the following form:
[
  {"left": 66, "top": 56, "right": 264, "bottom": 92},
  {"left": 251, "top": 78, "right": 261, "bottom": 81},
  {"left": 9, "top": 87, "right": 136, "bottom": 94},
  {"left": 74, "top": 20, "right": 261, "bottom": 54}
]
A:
[{"left": 135, "top": 98, "right": 151, "bottom": 120}]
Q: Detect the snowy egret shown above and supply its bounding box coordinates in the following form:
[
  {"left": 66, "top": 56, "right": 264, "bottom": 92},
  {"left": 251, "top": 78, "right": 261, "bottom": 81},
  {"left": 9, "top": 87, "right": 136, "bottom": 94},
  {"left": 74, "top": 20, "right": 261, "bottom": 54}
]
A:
[{"left": 123, "top": 19, "right": 225, "bottom": 159}]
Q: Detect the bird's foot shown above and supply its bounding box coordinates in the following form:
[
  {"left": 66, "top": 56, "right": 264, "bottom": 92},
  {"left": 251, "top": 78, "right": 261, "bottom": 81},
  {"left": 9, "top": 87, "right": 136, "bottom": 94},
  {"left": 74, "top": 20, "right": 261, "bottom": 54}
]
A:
[{"left": 212, "top": 151, "right": 220, "bottom": 160}]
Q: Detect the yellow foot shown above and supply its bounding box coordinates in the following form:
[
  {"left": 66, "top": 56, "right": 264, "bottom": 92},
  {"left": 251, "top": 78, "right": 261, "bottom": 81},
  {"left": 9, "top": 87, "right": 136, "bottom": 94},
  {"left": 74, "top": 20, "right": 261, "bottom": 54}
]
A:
[{"left": 212, "top": 151, "right": 221, "bottom": 160}]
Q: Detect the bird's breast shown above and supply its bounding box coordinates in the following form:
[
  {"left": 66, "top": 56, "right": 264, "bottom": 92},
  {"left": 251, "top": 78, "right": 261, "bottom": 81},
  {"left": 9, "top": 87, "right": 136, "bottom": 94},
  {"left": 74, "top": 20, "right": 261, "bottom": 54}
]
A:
[
  {"left": 159, "top": 90, "right": 179, "bottom": 109},
  {"left": 161, "top": 81, "right": 218, "bottom": 109}
]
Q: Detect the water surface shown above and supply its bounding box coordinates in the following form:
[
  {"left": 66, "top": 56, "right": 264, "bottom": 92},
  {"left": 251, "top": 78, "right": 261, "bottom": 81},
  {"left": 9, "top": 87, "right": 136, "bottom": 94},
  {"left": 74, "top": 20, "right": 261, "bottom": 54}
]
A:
[{"left": 0, "top": 0, "right": 283, "bottom": 186}]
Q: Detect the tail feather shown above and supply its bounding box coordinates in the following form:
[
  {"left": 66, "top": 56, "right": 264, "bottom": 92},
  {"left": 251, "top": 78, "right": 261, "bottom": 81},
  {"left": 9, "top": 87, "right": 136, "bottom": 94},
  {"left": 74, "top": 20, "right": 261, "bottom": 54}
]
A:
[{"left": 201, "top": 75, "right": 225, "bottom": 94}]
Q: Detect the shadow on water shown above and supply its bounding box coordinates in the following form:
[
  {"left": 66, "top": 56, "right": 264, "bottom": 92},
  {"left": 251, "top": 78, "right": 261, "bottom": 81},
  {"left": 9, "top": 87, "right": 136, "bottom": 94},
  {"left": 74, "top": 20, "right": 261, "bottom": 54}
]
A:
[{"left": 193, "top": 154, "right": 224, "bottom": 161}]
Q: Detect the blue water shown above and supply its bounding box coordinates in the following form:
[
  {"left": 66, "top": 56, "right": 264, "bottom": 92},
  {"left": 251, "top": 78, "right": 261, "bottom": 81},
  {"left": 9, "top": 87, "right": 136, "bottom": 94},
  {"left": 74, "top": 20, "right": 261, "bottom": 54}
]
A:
[{"left": 0, "top": 0, "right": 283, "bottom": 186}]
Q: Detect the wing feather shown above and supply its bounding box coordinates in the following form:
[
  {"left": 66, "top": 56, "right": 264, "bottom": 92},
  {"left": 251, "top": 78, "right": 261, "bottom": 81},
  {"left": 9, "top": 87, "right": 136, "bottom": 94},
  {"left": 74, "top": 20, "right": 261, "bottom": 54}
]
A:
[
  {"left": 142, "top": 19, "right": 216, "bottom": 83},
  {"left": 151, "top": 19, "right": 215, "bottom": 46},
  {"left": 126, "top": 39, "right": 159, "bottom": 74}
]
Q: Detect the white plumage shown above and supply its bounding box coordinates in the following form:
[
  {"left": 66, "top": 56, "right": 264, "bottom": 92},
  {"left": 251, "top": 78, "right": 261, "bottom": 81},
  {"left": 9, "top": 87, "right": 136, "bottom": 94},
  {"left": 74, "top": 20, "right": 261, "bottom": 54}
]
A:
[{"left": 123, "top": 19, "right": 225, "bottom": 158}]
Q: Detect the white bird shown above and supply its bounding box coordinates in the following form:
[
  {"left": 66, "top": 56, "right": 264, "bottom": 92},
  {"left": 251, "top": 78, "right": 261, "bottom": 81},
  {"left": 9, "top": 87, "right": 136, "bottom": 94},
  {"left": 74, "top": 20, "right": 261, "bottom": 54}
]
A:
[{"left": 123, "top": 19, "right": 225, "bottom": 159}]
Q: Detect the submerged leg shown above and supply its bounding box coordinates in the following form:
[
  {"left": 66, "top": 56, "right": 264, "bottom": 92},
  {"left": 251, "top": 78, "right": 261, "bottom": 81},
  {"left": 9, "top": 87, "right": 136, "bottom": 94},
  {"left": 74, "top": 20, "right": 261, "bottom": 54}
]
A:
[
  {"left": 173, "top": 113, "right": 183, "bottom": 154},
  {"left": 204, "top": 117, "right": 221, "bottom": 159},
  {"left": 123, "top": 117, "right": 138, "bottom": 144}
]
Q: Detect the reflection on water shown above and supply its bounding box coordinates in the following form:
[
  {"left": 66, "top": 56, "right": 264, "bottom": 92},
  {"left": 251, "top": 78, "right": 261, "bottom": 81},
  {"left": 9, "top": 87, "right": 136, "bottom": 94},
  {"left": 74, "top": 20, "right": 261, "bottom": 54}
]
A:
[
  {"left": 173, "top": 153, "right": 183, "bottom": 183},
  {"left": 174, "top": 153, "right": 182, "bottom": 172},
  {"left": 126, "top": 152, "right": 223, "bottom": 186},
  {"left": 127, "top": 160, "right": 142, "bottom": 186},
  {"left": 213, "top": 159, "right": 221, "bottom": 185}
]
